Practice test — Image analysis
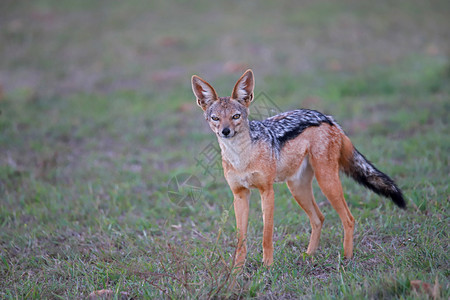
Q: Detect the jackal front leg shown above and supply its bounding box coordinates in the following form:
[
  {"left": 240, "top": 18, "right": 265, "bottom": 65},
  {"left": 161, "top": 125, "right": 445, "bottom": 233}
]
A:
[
  {"left": 260, "top": 185, "right": 275, "bottom": 266},
  {"left": 233, "top": 188, "right": 250, "bottom": 269}
]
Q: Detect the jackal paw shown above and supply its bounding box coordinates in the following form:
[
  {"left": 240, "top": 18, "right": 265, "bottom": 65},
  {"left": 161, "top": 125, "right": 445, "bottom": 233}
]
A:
[{"left": 262, "top": 255, "right": 273, "bottom": 267}]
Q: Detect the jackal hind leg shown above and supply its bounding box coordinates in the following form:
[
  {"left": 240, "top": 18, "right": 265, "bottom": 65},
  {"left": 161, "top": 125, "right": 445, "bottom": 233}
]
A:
[
  {"left": 312, "top": 159, "right": 355, "bottom": 259},
  {"left": 287, "top": 160, "right": 324, "bottom": 256}
]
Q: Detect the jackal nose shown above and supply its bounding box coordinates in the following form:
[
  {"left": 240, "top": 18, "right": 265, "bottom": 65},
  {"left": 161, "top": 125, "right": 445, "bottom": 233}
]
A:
[{"left": 222, "top": 128, "right": 231, "bottom": 136}]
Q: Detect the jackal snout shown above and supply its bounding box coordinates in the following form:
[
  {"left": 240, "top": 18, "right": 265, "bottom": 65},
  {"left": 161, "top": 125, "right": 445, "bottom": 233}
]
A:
[{"left": 221, "top": 127, "right": 231, "bottom": 137}]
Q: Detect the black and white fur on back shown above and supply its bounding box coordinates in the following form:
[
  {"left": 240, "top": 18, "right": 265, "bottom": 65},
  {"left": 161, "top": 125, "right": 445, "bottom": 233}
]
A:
[
  {"left": 249, "top": 109, "right": 333, "bottom": 156},
  {"left": 247, "top": 108, "right": 406, "bottom": 208}
]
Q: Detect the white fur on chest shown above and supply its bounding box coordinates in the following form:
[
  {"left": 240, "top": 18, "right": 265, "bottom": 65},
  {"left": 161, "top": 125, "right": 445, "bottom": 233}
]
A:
[
  {"left": 219, "top": 137, "right": 261, "bottom": 189},
  {"left": 219, "top": 137, "right": 252, "bottom": 171},
  {"left": 222, "top": 147, "right": 245, "bottom": 169}
]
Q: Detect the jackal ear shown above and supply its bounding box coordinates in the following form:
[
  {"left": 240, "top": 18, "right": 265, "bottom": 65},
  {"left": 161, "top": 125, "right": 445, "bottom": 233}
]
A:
[
  {"left": 231, "top": 69, "right": 254, "bottom": 107},
  {"left": 191, "top": 75, "right": 219, "bottom": 111}
]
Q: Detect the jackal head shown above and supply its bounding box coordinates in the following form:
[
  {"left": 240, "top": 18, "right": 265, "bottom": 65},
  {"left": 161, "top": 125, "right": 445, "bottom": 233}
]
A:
[{"left": 191, "top": 69, "right": 254, "bottom": 139}]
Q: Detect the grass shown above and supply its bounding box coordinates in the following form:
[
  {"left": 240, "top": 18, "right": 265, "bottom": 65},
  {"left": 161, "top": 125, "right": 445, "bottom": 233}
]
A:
[{"left": 1, "top": 0, "right": 449, "bottom": 298}]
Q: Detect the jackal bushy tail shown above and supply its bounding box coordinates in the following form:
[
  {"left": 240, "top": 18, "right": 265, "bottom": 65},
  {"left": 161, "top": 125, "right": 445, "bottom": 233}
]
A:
[{"left": 340, "top": 137, "right": 406, "bottom": 208}]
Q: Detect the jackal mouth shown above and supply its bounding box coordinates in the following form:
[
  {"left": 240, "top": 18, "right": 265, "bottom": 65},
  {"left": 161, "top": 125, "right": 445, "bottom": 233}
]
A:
[{"left": 218, "top": 132, "right": 237, "bottom": 139}]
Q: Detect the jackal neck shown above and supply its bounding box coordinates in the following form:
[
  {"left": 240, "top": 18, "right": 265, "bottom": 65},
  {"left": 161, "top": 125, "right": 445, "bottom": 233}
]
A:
[{"left": 217, "top": 122, "right": 253, "bottom": 169}]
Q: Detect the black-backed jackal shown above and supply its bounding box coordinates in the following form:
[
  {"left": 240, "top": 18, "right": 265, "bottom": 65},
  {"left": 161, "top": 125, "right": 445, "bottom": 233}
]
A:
[{"left": 191, "top": 69, "right": 405, "bottom": 268}]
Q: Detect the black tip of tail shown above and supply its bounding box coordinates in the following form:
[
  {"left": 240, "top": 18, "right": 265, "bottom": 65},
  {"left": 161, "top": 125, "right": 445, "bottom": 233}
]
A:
[
  {"left": 389, "top": 188, "right": 406, "bottom": 209},
  {"left": 354, "top": 172, "right": 407, "bottom": 209},
  {"left": 368, "top": 171, "right": 407, "bottom": 209},
  {"left": 347, "top": 149, "right": 407, "bottom": 209}
]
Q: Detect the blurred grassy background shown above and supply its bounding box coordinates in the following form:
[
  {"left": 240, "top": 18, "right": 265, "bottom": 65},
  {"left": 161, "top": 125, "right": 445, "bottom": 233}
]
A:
[{"left": 0, "top": 0, "right": 449, "bottom": 298}]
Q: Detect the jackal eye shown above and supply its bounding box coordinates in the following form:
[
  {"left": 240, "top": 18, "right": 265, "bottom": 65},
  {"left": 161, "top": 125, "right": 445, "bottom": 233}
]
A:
[
  {"left": 211, "top": 116, "right": 220, "bottom": 121},
  {"left": 232, "top": 114, "right": 241, "bottom": 120}
]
